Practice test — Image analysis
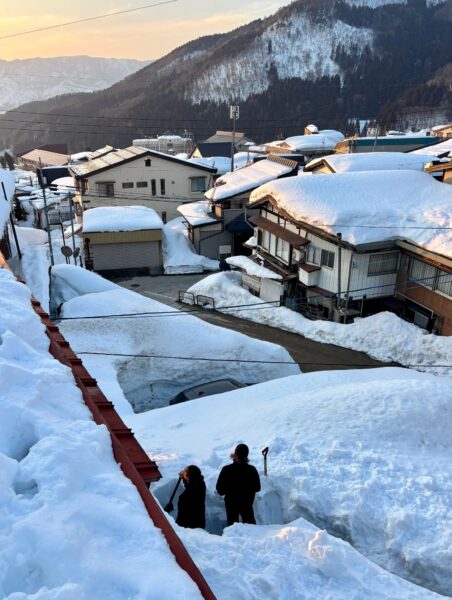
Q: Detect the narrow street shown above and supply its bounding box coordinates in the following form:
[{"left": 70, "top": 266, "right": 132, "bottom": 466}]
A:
[{"left": 109, "top": 272, "right": 391, "bottom": 372}]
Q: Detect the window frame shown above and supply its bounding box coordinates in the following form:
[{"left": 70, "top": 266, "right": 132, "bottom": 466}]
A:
[
  {"left": 136, "top": 181, "right": 148, "bottom": 188},
  {"left": 367, "top": 252, "right": 399, "bottom": 276},
  {"left": 122, "top": 182, "right": 134, "bottom": 189},
  {"left": 321, "top": 249, "right": 335, "bottom": 269},
  {"left": 151, "top": 179, "right": 156, "bottom": 196},
  {"left": 190, "top": 176, "right": 207, "bottom": 193}
]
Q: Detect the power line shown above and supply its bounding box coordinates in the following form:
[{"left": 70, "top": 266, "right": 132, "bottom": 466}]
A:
[
  {"left": 73, "top": 350, "right": 450, "bottom": 369},
  {"left": 57, "top": 271, "right": 451, "bottom": 322},
  {"left": 0, "top": 1, "right": 179, "bottom": 41}
]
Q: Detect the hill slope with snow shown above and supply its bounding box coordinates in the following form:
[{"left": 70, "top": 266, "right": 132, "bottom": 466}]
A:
[{"left": 0, "top": 56, "right": 150, "bottom": 113}]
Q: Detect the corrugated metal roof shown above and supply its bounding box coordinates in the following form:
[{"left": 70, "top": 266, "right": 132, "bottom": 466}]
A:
[{"left": 70, "top": 146, "right": 148, "bottom": 177}]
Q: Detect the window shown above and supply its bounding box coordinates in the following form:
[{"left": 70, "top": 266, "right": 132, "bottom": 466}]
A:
[
  {"left": 145, "top": 159, "right": 151, "bottom": 167},
  {"left": 136, "top": 181, "right": 148, "bottom": 188},
  {"left": 276, "top": 238, "right": 290, "bottom": 263},
  {"left": 191, "top": 177, "right": 207, "bottom": 193},
  {"left": 436, "top": 270, "right": 452, "bottom": 297},
  {"left": 368, "top": 252, "right": 399, "bottom": 276},
  {"left": 321, "top": 249, "right": 335, "bottom": 269},
  {"left": 151, "top": 179, "right": 156, "bottom": 196},
  {"left": 410, "top": 259, "right": 435, "bottom": 289},
  {"left": 96, "top": 182, "right": 114, "bottom": 197},
  {"left": 307, "top": 245, "right": 320, "bottom": 265},
  {"left": 122, "top": 182, "right": 134, "bottom": 189},
  {"left": 162, "top": 211, "right": 167, "bottom": 224},
  {"left": 261, "top": 229, "right": 270, "bottom": 251},
  {"left": 160, "top": 179, "right": 166, "bottom": 195}
]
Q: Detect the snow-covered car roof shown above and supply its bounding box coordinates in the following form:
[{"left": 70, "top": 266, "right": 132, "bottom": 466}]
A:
[
  {"left": 83, "top": 205, "right": 164, "bottom": 233},
  {"left": 250, "top": 170, "right": 452, "bottom": 256}
]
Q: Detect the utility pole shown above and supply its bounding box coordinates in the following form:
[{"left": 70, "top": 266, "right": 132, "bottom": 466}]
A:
[
  {"left": 38, "top": 158, "right": 55, "bottom": 266},
  {"left": 68, "top": 193, "right": 77, "bottom": 264},
  {"left": 230, "top": 105, "right": 239, "bottom": 171}
]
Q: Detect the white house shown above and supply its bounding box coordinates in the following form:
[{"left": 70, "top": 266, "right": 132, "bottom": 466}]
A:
[
  {"left": 69, "top": 146, "right": 217, "bottom": 222},
  {"left": 248, "top": 170, "right": 452, "bottom": 333}
]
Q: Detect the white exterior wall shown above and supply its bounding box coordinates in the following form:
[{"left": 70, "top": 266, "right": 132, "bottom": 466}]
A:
[
  {"left": 78, "top": 155, "right": 214, "bottom": 220},
  {"left": 260, "top": 279, "right": 284, "bottom": 303},
  {"left": 349, "top": 252, "right": 398, "bottom": 300}
]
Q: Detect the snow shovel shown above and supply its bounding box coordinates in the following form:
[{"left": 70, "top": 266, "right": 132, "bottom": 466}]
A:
[
  {"left": 262, "top": 447, "right": 269, "bottom": 476},
  {"left": 164, "top": 477, "right": 182, "bottom": 513}
]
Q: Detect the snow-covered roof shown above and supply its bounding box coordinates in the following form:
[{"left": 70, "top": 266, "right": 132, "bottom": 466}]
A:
[
  {"left": 0, "top": 168, "right": 16, "bottom": 230},
  {"left": 0, "top": 268, "right": 203, "bottom": 599},
  {"left": 83, "top": 206, "right": 163, "bottom": 233},
  {"left": 250, "top": 170, "right": 452, "bottom": 256},
  {"left": 177, "top": 200, "right": 217, "bottom": 227},
  {"left": 268, "top": 130, "right": 344, "bottom": 153},
  {"left": 188, "top": 156, "right": 232, "bottom": 175},
  {"left": 411, "top": 138, "right": 452, "bottom": 158},
  {"left": 226, "top": 255, "right": 283, "bottom": 280},
  {"left": 205, "top": 158, "right": 296, "bottom": 201},
  {"left": 305, "top": 152, "right": 435, "bottom": 173}
]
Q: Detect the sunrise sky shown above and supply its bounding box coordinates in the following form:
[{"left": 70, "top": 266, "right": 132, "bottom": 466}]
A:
[{"left": 0, "top": 0, "right": 294, "bottom": 62}]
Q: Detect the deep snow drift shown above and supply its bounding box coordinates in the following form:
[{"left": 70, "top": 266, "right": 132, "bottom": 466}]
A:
[
  {"left": 188, "top": 272, "right": 452, "bottom": 377},
  {"left": 0, "top": 268, "right": 202, "bottom": 600},
  {"left": 163, "top": 217, "right": 219, "bottom": 274},
  {"left": 127, "top": 368, "right": 452, "bottom": 597},
  {"left": 54, "top": 266, "right": 299, "bottom": 413}
]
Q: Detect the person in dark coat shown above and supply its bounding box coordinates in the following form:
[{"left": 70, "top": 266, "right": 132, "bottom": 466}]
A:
[
  {"left": 216, "top": 443, "right": 261, "bottom": 526},
  {"left": 176, "top": 465, "right": 206, "bottom": 529}
]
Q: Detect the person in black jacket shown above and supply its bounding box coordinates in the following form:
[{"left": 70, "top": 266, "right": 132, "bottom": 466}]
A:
[
  {"left": 176, "top": 465, "right": 206, "bottom": 529},
  {"left": 216, "top": 443, "right": 261, "bottom": 526}
]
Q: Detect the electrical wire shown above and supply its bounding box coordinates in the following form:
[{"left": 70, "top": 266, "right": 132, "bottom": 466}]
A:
[
  {"left": 57, "top": 271, "right": 452, "bottom": 321},
  {"left": 0, "top": 1, "right": 179, "bottom": 41},
  {"left": 73, "top": 351, "right": 451, "bottom": 369}
]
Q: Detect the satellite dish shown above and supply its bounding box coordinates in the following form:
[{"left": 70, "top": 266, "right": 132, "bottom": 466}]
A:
[{"left": 61, "top": 245, "right": 73, "bottom": 257}]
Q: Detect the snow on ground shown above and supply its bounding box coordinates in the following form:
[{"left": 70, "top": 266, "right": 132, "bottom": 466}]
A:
[
  {"left": 188, "top": 272, "right": 452, "bottom": 376},
  {"left": 54, "top": 266, "right": 299, "bottom": 413},
  {"left": 163, "top": 217, "right": 219, "bottom": 274},
  {"left": 250, "top": 170, "right": 452, "bottom": 255},
  {"left": 83, "top": 205, "right": 163, "bottom": 233},
  {"left": 127, "top": 367, "right": 452, "bottom": 597},
  {"left": 0, "top": 268, "right": 202, "bottom": 600}
]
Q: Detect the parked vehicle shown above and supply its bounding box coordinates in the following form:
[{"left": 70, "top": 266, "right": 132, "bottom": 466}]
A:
[{"left": 170, "top": 379, "right": 245, "bottom": 405}]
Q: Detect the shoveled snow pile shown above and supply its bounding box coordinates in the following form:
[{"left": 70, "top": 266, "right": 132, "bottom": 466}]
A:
[
  {"left": 0, "top": 268, "right": 202, "bottom": 600},
  {"left": 163, "top": 217, "right": 219, "bottom": 274},
  {"left": 0, "top": 168, "right": 15, "bottom": 229},
  {"left": 83, "top": 205, "right": 163, "bottom": 233},
  {"left": 188, "top": 272, "right": 452, "bottom": 376},
  {"left": 54, "top": 266, "right": 299, "bottom": 413},
  {"left": 250, "top": 170, "right": 452, "bottom": 254},
  {"left": 127, "top": 367, "right": 452, "bottom": 597}
]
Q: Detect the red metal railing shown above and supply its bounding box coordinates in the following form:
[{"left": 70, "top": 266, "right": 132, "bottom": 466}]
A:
[{"left": 1, "top": 255, "right": 216, "bottom": 600}]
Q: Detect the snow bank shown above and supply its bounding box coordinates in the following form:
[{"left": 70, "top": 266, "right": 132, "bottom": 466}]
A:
[
  {"left": 0, "top": 268, "right": 202, "bottom": 599},
  {"left": 205, "top": 158, "right": 294, "bottom": 201},
  {"left": 56, "top": 270, "right": 300, "bottom": 413},
  {"left": 226, "top": 255, "right": 282, "bottom": 279},
  {"left": 250, "top": 170, "right": 452, "bottom": 255},
  {"left": 127, "top": 367, "right": 452, "bottom": 596},
  {"left": 83, "top": 205, "right": 163, "bottom": 233},
  {"left": 51, "top": 264, "right": 117, "bottom": 308},
  {"left": 188, "top": 272, "right": 452, "bottom": 376},
  {"left": 0, "top": 168, "right": 15, "bottom": 229},
  {"left": 163, "top": 217, "right": 219, "bottom": 274}
]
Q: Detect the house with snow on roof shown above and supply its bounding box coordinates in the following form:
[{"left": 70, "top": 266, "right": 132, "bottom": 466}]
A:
[
  {"left": 177, "top": 155, "right": 298, "bottom": 261},
  {"left": 69, "top": 146, "right": 217, "bottom": 222},
  {"left": 264, "top": 128, "right": 344, "bottom": 161},
  {"left": 82, "top": 205, "right": 164, "bottom": 274},
  {"left": 248, "top": 170, "right": 452, "bottom": 334},
  {"left": 303, "top": 152, "right": 438, "bottom": 175}
]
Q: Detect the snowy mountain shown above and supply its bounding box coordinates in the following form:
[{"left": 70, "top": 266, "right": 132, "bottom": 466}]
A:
[
  {"left": 1, "top": 0, "right": 450, "bottom": 152},
  {"left": 0, "top": 56, "right": 150, "bottom": 113}
]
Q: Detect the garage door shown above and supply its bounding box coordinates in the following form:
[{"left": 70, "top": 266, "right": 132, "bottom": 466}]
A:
[{"left": 91, "top": 241, "right": 162, "bottom": 272}]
